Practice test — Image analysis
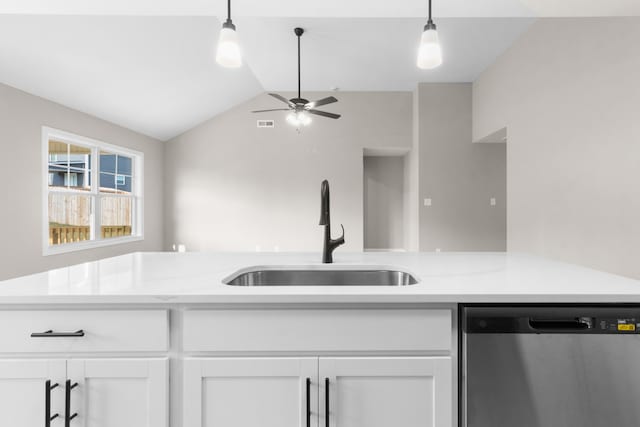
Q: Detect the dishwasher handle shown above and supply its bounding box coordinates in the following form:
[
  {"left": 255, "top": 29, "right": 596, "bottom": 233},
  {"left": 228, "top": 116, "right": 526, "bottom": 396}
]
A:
[{"left": 529, "top": 317, "right": 592, "bottom": 331}]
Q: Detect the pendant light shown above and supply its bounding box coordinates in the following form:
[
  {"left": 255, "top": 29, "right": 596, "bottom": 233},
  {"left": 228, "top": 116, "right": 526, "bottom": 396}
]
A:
[
  {"left": 216, "top": 0, "right": 242, "bottom": 68},
  {"left": 417, "top": 0, "right": 443, "bottom": 70}
]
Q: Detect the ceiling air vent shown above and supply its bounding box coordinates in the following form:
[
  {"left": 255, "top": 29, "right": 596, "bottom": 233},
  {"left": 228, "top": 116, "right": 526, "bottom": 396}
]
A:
[{"left": 257, "top": 120, "right": 275, "bottom": 128}]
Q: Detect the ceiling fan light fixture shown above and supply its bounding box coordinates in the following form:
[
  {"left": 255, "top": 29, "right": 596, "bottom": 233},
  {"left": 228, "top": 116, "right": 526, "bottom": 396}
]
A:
[
  {"left": 286, "top": 111, "right": 312, "bottom": 127},
  {"left": 216, "top": 0, "right": 242, "bottom": 68},
  {"left": 417, "top": 0, "right": 443, "bottom": 70}
]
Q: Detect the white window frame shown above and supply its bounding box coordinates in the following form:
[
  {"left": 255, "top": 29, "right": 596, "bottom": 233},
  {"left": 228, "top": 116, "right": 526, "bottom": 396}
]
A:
[{"left": 42, "top": 126, "right": 144, "bottom": 256}]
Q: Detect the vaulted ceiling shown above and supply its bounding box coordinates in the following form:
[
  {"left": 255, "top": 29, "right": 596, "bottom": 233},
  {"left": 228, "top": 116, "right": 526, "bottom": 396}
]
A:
[{"left": 0, "top": 1, "right": 638, "bottom": 140}]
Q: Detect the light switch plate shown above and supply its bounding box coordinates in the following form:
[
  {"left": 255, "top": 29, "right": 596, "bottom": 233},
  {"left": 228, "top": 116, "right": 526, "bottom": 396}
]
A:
[
  {"left": 424, "top": 198, "right": 432, "bottom": 206},
  {"left": 490, "top": 197, "right": 497, "bottom": 206}
]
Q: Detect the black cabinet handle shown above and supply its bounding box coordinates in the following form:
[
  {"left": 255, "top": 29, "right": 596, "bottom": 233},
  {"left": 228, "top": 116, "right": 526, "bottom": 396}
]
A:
[
  {"left": 529, "top": 318, "right": 590, "bottom": 331},
  {"left": 325, "top": 378, "right": 330, "bottom": 427},
  {"left": 306, "top": 378, "right": 311, "bottom": 427},
  {"left": 65, "top": 380, "right": 78, "bottom": 427},
  {"left": 45, "top": 380, "right": 59, "bottom": 427},
  {"left": 31, "top": 330, "right": 85, "bottom": 338}
]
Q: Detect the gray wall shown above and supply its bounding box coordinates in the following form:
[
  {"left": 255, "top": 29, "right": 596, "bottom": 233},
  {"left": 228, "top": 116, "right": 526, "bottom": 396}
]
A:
[
  {"left": 164, "top": 92, "right": 413, "bottom": 253},
  {"left": 165, "top": 87, "right": 506, "bottom": 254},
  {"left": 473, "top": 18, "right": 640, "bottom": 278},
  {"left": 363, "top": 156, "right": 405, "bottom": 250},
  {"left": 0, "top": 83, "right": 164, "bottom": 280},
  {"left": 418, "top": 83, "right": 507, "bottom": 251},
  {"left": 403, "top": 89, "right": 420, "bottom": 251}
]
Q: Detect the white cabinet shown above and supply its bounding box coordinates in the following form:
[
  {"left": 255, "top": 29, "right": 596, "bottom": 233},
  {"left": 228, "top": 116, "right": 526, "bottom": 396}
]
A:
[
  {"left": 0, "top": 359, "right": 66, "bottom": 427},
  {"left": 184, "top": 357, "right": 452, "bottom": 427},
  {"left": 67, "top": 358, "right": 168, "bottom": 427},
  {"left": 0, "top": 310, "right": 168, "bottom": 353},
  {"left": 184, "top": 358, "right": 318, "bottom": 427},
  {"left": 0, "top": 358, "right": 167, "bottom": 427},
  {"left": 320, "top": 357, "right": 452, "bottom": 427},
  {"left": 0, "top": 306, "right": 455, "bottom": 427},
  {"left": 183, "top": 309, "right": 451, "bottom": 353}
]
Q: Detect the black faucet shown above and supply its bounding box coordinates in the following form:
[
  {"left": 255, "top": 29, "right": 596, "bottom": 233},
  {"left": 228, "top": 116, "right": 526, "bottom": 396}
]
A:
[{"left": 319, "top": 180, "right": 345, "bottom": 263}]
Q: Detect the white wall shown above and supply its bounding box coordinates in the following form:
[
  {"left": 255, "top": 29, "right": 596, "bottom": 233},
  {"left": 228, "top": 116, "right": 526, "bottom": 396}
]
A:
[
  {"left": 403, "top": 89, "right": 420, "bottom": 251},
  {"left": 0, "top": 83, "right": 164, "bottom": 280},
  {"left": 164, "top": 92, "right": 413, "bottom": 253},
  {"left": 165, "top": 87, "right": 507, "bottom": 254},
  {"left": 418, "top": 83, "right": 507, "bottom": 251},
  {"left": 473, "top": 18, "right": 640, "bottom": 278},
  {"left": 363, "top": 156, "right": 405, "bottom": 250}
]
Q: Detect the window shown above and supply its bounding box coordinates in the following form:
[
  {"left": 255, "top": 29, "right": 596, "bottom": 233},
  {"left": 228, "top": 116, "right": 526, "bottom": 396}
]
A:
[{"left": 43, "top": 127, "right": 144, "bottom": 255}]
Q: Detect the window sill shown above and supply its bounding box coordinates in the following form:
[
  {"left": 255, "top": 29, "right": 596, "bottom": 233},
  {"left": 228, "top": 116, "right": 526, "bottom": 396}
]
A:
[{"left": 42, "top": 235, "right": 144, "bottom": 257}]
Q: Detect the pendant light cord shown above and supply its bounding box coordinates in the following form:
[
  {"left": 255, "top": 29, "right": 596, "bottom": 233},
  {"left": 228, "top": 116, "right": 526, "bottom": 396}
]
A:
[
  {"left": 297, "top": 33, "right": 301, "bottom": 99},
  {"left": 424, "top": 0, "right": 435, "bottom": 29},
  {"left": 227, "top": 0, "right": 231, "bottom": 22}
]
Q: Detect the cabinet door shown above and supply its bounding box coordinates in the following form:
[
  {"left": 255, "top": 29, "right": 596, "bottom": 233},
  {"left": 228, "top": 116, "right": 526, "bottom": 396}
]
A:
[
  {"left": 67, "top": 358, "right": 168, "bottom": 427},
  {"left": 0, "top": 359, "right": 66, "bottom": 427},
  {"left": 184, "top": 357, "right": 318, "bottom": 427},
  {"left": 319, "top": 357, "right": 452, "bottom": 427}
]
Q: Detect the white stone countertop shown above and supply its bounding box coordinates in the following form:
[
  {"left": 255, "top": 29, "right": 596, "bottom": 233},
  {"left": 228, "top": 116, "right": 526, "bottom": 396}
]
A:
[{"left": 1, "top": 251, "right": 639, "bottom": 304}]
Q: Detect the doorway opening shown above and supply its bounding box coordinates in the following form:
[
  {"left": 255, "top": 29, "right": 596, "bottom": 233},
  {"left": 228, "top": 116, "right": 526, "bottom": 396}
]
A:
[{"left": 363, "top": 152, "right": 407, "bottom": 251}]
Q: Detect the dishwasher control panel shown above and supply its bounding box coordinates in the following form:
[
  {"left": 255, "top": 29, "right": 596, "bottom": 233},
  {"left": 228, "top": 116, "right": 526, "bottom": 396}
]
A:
[
  {"left": 598, "top": 317, "right": 639, "bottom": 333},
  {"left": 464, "top": 306, "right": 640, "bottom": 334}
]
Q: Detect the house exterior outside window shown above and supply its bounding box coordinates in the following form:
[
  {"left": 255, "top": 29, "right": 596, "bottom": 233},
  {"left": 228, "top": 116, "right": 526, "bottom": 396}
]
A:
[{"left": 42, "top": 127, "right": 144, "bottom": 255}]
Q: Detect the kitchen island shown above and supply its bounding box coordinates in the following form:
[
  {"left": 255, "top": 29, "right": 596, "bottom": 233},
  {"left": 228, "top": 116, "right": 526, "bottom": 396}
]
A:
[
  {"left": 0, "top": 251, "right": 638, "bottom": 427},
  {"left": 1, "top": 251, "right": 639, "bottom": 304}
]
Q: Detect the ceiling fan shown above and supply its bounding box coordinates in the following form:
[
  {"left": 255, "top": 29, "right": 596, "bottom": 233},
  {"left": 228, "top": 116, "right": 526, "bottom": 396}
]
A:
[{"left": 252, "top": 27, "right": 341, "bottom": 127}]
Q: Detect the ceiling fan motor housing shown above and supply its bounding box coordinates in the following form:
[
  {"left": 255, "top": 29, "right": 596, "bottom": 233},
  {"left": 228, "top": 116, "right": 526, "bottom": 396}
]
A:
[{"left": 290, "top": 98, "right": 309, "bottom": 106}]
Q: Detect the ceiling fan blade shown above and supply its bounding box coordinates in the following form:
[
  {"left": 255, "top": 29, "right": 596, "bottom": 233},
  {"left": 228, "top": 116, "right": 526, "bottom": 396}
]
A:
[
  {"left": 305, "top": 96, "right": 338, "bottom": 109},
  {"left": 252, "top": 109, "right": 291, "bottom": 113},
  {"left": 268, "top": 93, "right": 295, "bottom": 107},
  {"left": 307, "top": 109, "right": 341, "bottom": 119}
]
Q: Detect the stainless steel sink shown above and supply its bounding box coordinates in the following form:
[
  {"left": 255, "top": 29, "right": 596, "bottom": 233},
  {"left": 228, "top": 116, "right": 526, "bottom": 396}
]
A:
[{"left": 224, "top": 267, "right": 418, "bottom": 286}]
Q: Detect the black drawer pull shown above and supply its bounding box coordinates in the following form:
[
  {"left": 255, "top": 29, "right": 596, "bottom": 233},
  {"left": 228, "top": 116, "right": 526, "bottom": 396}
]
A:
[
  {"left": 31, "top": 330, "right": 85, "bottom": 338},
  {"left": 65, "top": 380, "right": 78, "bottom": 427},
  {"left": 45, "top": 380, "right": 60, "bottom": 427}
]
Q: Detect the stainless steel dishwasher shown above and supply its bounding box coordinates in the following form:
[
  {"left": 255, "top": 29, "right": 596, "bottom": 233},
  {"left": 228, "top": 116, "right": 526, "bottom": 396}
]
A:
[{"left": 461, "top": 305, "right": 640, "bottom": 427}]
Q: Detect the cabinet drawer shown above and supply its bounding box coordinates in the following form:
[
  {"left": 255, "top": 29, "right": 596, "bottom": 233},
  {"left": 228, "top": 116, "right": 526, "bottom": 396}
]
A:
[
  {"left": 183, "top": 309, "right": 451, "bottom": 353},
  {"left": 0, "top": 310, "right": 168, "bottom": 353}
]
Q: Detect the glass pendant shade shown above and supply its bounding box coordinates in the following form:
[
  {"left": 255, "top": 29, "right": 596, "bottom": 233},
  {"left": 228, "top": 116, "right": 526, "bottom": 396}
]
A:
[
  {"left": 417, "top": 27, "right": 442, "bottom": 69},
  {"left": 216, "top": 26, "right": 242, "bottom": 68}
]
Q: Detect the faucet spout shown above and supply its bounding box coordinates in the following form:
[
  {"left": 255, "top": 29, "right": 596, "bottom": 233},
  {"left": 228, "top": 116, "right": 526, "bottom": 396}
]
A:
[
  {"left": 319, "top": 179, "right": 330, "bottom": 226},
  {"left": 319, "top": 180, "right": 345, "bottom": 263}
]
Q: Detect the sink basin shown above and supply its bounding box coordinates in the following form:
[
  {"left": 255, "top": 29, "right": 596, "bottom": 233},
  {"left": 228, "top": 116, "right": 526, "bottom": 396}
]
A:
[{"left": 224, "top": 266, "right": 419, "bottom": 286}]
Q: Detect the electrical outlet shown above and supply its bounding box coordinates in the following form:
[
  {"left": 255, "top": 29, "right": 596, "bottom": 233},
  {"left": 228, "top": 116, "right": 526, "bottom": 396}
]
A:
[
  {"left": 424, "top": 198, "right": 432, "bottom": 207},
  {"left": 490, "top": 197, "right": 496, "bottom": 206}
]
